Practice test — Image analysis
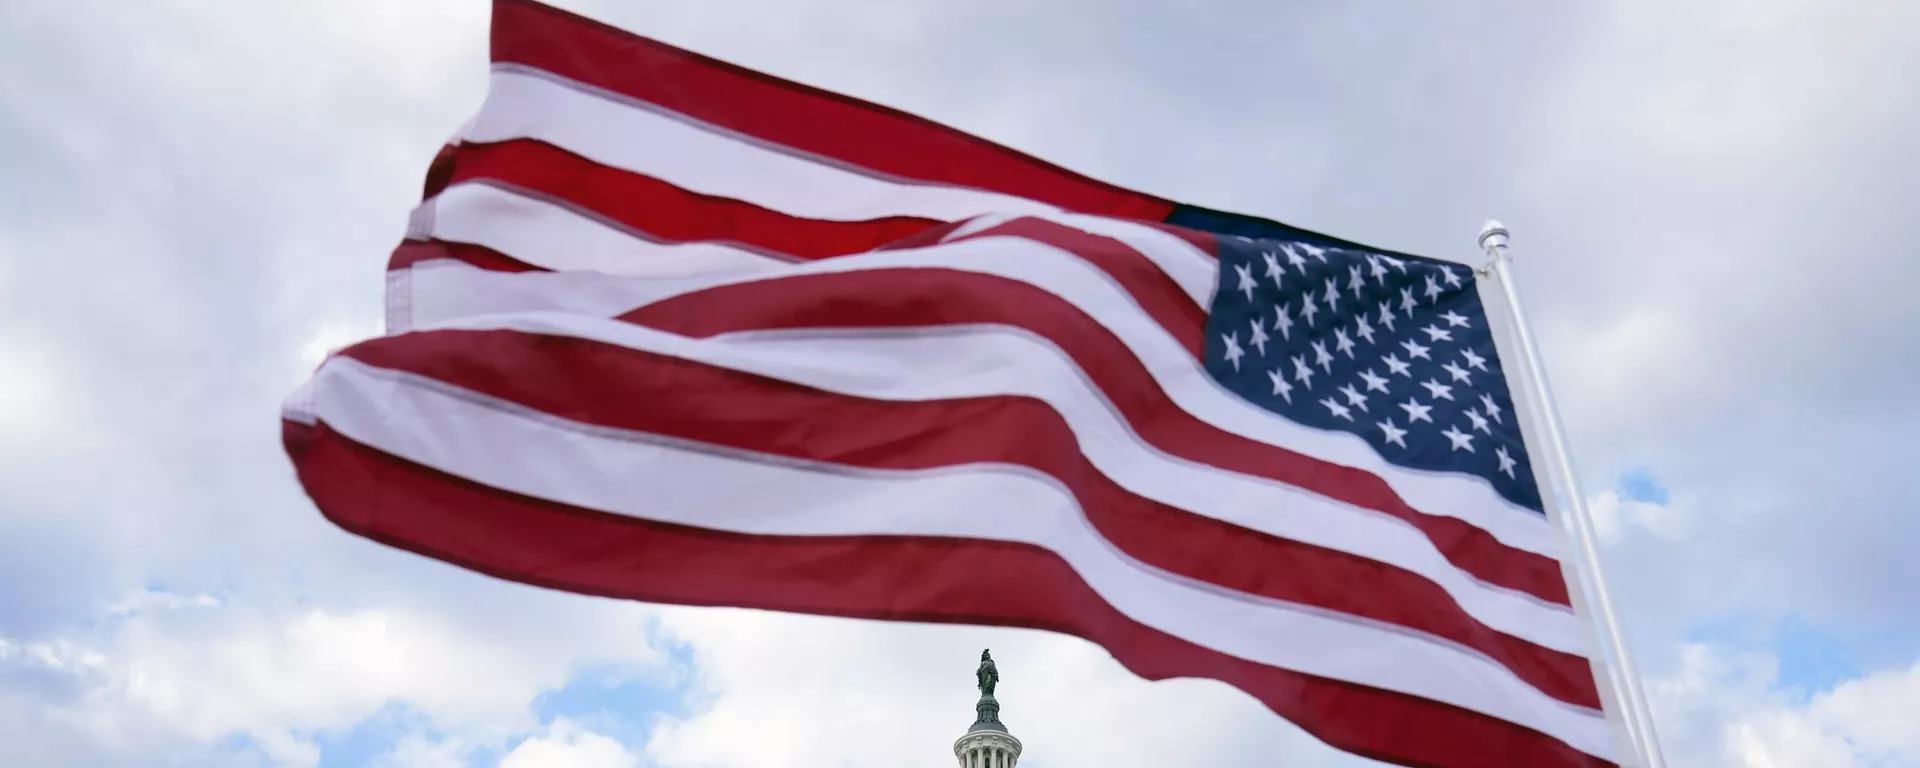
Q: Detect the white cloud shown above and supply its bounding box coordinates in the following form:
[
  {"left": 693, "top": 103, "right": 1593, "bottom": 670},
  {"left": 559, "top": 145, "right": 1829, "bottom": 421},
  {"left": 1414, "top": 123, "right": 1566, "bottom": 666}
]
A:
[
  {"left": 0, "top": 328, "right": 81, "bottom": 449},
  {"left": 1650, "top": 643, "right": 1920, "bottom": 767},
  {"left": 375, "top": 734, "right": 478, "bottom": 768},
  {"left": 252, "top": 729, "right": 323, "bottom": 768},
  {"left": 1552, "top": 305, "right": 1710, "bottom": 457},
  {"left": 1726, "top": 664, "right": 1920, "bottom": 767},
  {"left": 0, "top": 590, "right": 664, "bottom": 766},
  {"left": 103, "top": 589, "right": 221, "bottom": 617},
  {"left": 1587, "top": 488, "right": 1689, "bottom": 545},
  {"left": 499, "top": 719, "right": 643, "bottom": 768},
  {"left": 1804, "top": 664, "right": 1920, "bottom": 758},
  {"left": 298, "top": 317, "right": 384, "bottom": 369}
]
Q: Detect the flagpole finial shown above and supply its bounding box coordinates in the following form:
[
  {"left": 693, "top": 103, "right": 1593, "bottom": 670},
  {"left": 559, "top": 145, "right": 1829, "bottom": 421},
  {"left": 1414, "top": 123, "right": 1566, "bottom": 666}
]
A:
[{"left": 1478, "top": 220, "right": 1510, "bottom": 252}]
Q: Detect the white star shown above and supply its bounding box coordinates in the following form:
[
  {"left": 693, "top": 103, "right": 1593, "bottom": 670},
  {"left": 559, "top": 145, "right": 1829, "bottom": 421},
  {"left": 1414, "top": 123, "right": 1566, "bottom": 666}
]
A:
[
  {"left": 1249, "top": 317, "right": 1270, "bottom": 356},
  {"left": 1399, "top": 398, "right": 1433, "bottom": 424},
  {"left": 1382, "top": 353, "right": 1412, "bottom": 377},
  {"left": 1284, "top": 244, "right": 1309, "bottom": 274},
  {"left": 1420, "top": 324, "right": 1453, "bottom": 342},
  {"left": 1267, "top": 367, "right": 1293, "bottom": 403},
  {"left": 1441, "top": 425, "right": 1475, "bottom": 452},
  {"left": 1368, "top": 254, "right": 1390, "bottom": 284},
  {"left": 1496, "top": 446, "right": 1517, "bottom": 477},
  {"left": 1479, "top": 393, "right": 1504, "bottom": 424},
  {"left": 1382, "top": 255, "right": 1407, "bottom": 272},
  {"left": 1378, "top": 418, "right": 1408, "bottom": 448},
  {"left": 1400, "top": 338, "right": 1431, "bottom": 360},
  {"left": 1348, "top": 265, "right": 1365, "bottom": 300},
  {"left": 1221, "top": 332, "right": 1245, "bottom": 371},
  {"left": 1420, "top": 378, "right": 1455, "bottom": 401},
  {"left": 1376, "top": 302, "right": 1397, "bottom": 332},
  {"left": 1441, "top": 361, "right": 1472, "bottom": 384},
  {"left": 1399, "top": 286, "right": 1418, "bottom": 317},
  {"left": 1292, "top": 355, "right": 1315, "bottom": 389},
  {"left": 1338, "top": 383, "right": 1370, "bottom": 412},
  {"left": 1299, "top": 294, "right": 1320, "bottom": 327},
  {"left": 1355, "top": 315, "right": 1376, "bottom": 345},
  {"left": 1441, "top": 266, "right": 1462, "bottom": 288},
  {"left": 1358, "top": 368, "right": 1391, "bottom": 393},
  {"left": 1461, "top": 348, "right": 1488, "bottom": 372},
  {"left": 1301, "top": 243, "right": 1328, "bottom": 262},
  {"left": 1441, "top": 310, "right": 1470, "bottom": 328},
  {"left": 1424, "top": 273, "right": 1443, "bottom": 302},
  {"left": 1311, "top": 340, "right": 1334, "bottom": 373},
  {"left": 1465, "top": 407, "right": 1492, "bottom": 434},
  {"left": 1273, "top": 303, "right": 1295, "bottom": 341},
  {"left": 1323, "top": 279, "right": 1340, "bottom": 313},
  {"left": 1333, "top": 327, "right": 1357, "bottom": 358},
  {"left": 1235, "top": 263, "right": 1257, "bottom": 302},
  {"left": 1319, "top": 396, "right": 1353, "bottom": 421},
  {"left": 1262, "top": 251, "right": 1285, "bottom": 288}
]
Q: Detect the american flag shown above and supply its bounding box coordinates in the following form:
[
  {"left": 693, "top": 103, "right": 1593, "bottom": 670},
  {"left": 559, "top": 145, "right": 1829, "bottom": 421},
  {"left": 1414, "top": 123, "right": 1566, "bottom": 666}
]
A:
[{"left": 281, "top": 2, "right": 1615, "bottom": 766}]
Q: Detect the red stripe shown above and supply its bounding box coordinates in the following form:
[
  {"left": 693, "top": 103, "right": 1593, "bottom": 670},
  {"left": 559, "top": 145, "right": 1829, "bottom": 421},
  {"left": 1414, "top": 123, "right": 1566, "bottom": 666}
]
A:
[
  {"left": 424, "top": 144, "right": 459, "bottom": 200},
  {"left": 447, "top": 139, "right": 945, "bottom": 260},
  {"left": 285, "top": 417, "right": 1613, "bottom": 768},
  {"left": 339, "top": 329, "right": 1598, "bottom": 708},
  {"left": 390, "top": 240, "right": 544, "bottom": 273},
  {"left": 617, "top": 268, "right": 1571, "bottom": 607},
  {"left": 946, "top": 217, "right": 1210, "bottom": 359},
  {"left": 490, "top": 0, "right": 1174, "bottom": 223}
]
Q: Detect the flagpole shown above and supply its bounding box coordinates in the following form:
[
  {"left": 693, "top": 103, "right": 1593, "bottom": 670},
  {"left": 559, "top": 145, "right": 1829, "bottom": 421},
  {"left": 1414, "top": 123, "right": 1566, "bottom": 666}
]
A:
[{"left": 1478, "top": 220, "right": 1666, "bottom": 768}]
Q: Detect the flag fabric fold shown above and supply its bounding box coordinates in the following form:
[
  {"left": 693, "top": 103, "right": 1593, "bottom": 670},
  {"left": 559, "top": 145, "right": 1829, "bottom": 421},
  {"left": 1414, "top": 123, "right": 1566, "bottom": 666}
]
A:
[{"left": 282, "top": 2, "right": 1616, "bottom": 765}]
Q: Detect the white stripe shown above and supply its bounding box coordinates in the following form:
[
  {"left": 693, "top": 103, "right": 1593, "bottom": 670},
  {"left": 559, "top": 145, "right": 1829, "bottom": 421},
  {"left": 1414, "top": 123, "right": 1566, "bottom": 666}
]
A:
[
  {"left": 1026, "top": 212, "right": 1219, "bottom": 308},
  {"left": 467, "top": 68, "right": 1062, "bottom": 224},
  {"left": 409, "top": 188, "right": 1560, "bottom": 558},
  {"left": 936, "top": 211, "right": 1218, "bottom": 309},
  {"left": 306, "top": 355, "right": 1613, "bottom": 760},
  {"left": 941, "top": 212, "right": 1022, "bottom": 242}
]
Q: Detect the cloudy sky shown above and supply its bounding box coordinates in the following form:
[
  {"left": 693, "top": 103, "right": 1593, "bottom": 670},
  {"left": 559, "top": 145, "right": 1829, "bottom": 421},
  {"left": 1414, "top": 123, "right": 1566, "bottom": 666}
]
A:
[{"left": 3, "top": 0, "right": 1918, "bottom": 766}]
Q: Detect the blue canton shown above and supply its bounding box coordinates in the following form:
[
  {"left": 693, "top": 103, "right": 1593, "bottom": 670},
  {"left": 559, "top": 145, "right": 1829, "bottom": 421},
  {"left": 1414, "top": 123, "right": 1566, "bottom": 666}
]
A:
[{"left": 1199, "top": 233, "right": 1543, "bottom": 513}]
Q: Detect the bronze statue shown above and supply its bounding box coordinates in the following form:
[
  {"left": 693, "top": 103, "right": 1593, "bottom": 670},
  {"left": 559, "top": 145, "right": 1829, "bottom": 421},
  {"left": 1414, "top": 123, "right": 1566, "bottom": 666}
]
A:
[{"left": 976, "top": 648, "right": 999, "bottom": 697}]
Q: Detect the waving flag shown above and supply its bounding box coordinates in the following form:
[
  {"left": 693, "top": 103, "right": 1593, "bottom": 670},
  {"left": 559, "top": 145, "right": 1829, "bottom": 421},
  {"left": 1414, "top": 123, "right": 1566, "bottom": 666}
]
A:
[{"left": 281, "top": 1, "right": 1616, "bottom": 765}]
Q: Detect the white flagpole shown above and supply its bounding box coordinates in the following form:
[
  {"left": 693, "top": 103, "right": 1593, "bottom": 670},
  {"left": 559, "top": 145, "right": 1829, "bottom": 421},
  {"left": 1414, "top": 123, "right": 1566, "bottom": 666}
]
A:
[{"left": 1478, "top": 220, "right": 1666, "bottom": 768}]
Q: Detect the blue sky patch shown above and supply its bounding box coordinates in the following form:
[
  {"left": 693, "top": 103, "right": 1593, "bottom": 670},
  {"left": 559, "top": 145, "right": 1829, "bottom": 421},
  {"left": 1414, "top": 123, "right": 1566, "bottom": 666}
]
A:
[
  {"left": 1615, "top": 470, "right": 1669, "bottom": 505},
  {"left": 1683, "top": 613, "right": 1898, "bottom": 705},
  {"left": 315, "top": 704, "right": 442, "bottom": 768}
]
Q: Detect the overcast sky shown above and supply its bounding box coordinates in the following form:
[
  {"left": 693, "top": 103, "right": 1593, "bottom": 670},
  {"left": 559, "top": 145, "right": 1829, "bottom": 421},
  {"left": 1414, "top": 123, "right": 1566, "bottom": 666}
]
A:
[{"left": 3, "top": 0, "right": 1918, "bottom": 766}]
